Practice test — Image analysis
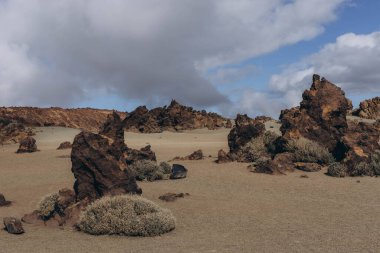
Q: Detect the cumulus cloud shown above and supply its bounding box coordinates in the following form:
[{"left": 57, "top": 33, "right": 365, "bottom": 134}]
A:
[
  {"left": 269, "top": 31, "right": 380, "bottom": 109},
  {"left": 0, "top": 0, "right": 345, "bottom": 110}
]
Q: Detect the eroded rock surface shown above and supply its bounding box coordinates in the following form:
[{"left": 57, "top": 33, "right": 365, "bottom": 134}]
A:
[
  {"left": 123, "top": 100, "right": 227, "bottom": 133},
  {"left": 3, "top": 217, "right": 24, "bottom": 234}
]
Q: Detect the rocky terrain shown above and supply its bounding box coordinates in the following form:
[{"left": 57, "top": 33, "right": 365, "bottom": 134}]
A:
[
  {"left": 352, "top": 97, "right": 380, "bottom": 119},
  {"left": 0, "top": 107, "right": 126, "bottom": 133},
  {"left": 123, "top": 100, "right": 227, "bottom": 133},
  {"left": 218, "top": 74, "right": 380, "bottom": 177},
  {"left": 0, "top": 119, "right": 34, "bottom": 145}
]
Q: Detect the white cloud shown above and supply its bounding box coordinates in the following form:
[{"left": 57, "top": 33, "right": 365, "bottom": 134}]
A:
[
  {"left": 0, "top": 0, "right": 346, "bottom": 109},
  {"left": 269, "top": 31, "right": 380, "bottom": 110}
]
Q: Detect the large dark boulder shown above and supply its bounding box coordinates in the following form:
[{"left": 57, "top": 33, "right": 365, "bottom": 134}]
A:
[
  {"left": 71, "top": 131, "right": 141, "bottom": 201},
  {"left": 170, "top": 164, "right": 188, "bottom": 179}
]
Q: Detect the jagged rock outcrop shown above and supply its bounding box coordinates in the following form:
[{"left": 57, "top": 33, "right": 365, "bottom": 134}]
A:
[
  {"left": 123, "top": 100, "right": 227, "bottom": 133},
  {"left": 352, "top": 97, "right": 380, "bottom": 119},
  {"left": 71, "top": 115, "right": 142, "bottom": 201},
  {"left": 16, "top": 137, "right": 38, "bottom": 153},
  {"left": 0, "top": 107, "right": 126, "bottom": 132},
  {"left": 280, "top": 74, "right": 352, "bottom": 153}
]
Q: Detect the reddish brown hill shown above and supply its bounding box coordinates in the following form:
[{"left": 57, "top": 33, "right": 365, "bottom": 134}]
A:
[
  {"left": 0, "top": 107, "right": 126, "bottom": 132},
  {"left": 123, "top": 100, "right": 227, "bottom": 133}
]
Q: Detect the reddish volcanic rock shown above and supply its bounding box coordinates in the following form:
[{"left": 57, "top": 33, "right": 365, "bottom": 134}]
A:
[
  {"left": 352, "top": 97, "right": 380, "bottom": 119},
  {"left": 280, "top": 74, "right": 352, "bottom": 153},
  {"left": 123, "top": 100, "right": 227, "bottom": 133},
  {"left": 0, "top": 107, "right": 126, "bottom": 132},
  {"left": 228, "top": 114, "right": 265, "bottom": 154},
  {"left": 171, "top": 149, "right": 204, "bottom": 161},
  {"left": 216, "top": 149, "right": 232, "bottom": 163},
  {"left": 252, "top": 153, "right": 295, "bottom": 175},
  {"left": 16, "top": 136, "right": 38, "bottom": 153}
]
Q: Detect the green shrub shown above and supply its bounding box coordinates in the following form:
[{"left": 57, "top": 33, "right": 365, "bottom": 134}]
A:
[
  {"left": 130, "top": 160, "right": 171, "bottom": 181},
  {"left": 285, "top": 138, "right": 334, "bottom": 165},
  {"left": 327, "top": 163, "right": 347, "bottom": 177},
  {"left": 78, "top": 195, "right": 176, "bottom": 236},
  {"left": 37, "top": 193, "right": 59, "bottom": 219}
]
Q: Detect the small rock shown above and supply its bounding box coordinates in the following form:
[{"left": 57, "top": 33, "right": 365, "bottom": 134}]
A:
[
  {"left": 3, "top": 217, "right": 24, "bottom": 234},
  {"left": 300, "top": 174, "right": 309, "bottom": 178},
  {"left": 187, "top": 149, "right": 203, "bottom": 160},
  {"left": 159, "top": 193, "right": 189, "bottom": 202},
  {"left": 295, "top": 162, "right": 322, "bottom": 172},
  {"left": 170, "top": 164, "right": 188, "bottom": 179},
  {"left": 57, "top": 141, "right": 72, "bottom": 150},
  {"left": 0, "top": 193, "right": 11, "bottom": 207},
  {"left": 16, "top": 136, "right": 38, "bottom": 153},
  {"left": 216, "top": 149, "right": 232, "bottom": 163}
]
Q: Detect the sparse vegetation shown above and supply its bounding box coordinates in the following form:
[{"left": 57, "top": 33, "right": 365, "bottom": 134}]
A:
[
  {"left": 238, "top": 131, "right": 279, "bottom": 162},
  {"left": 130, "top": 160, "right": 171, "bottom": 181},
  {"left": 37, "top": 192, "right": 59, "bottom": 219},
  {"left": 327, "top": 163, "right": 347, "bottom": 177},
  {"left": 285, "top": 137, "right": 334, "bottom": 165},
  {"left": 351, "top": 162, "right": 374, "bottom": 177},
  {"left": 78, "top": 195, "right": 176, "bottom": 236},
  {"left": 370, "top": 150, "right": 380, "bottom": 176},
  {"left": 263, "top": 131, "right": 280, "bottom": 154}
]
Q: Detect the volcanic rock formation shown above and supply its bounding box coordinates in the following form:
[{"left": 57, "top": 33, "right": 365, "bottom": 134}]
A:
[
  {"left": 57, "top": 141, "right": 72, "bottom": 150},
  {"left": 280, "top": 74, "right": 352, "bottom": 153},
  {"left": 352, "top": 97, "right": 380, "bottom": 120},
  {"left": 123, "top": 100, "right": 227, "bottom": 133}
]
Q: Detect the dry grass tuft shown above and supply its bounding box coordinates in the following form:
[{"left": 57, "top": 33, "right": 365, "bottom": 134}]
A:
[
  {"left": 130, "top": 160, "right": 171, "bottom": 181},
  {"left": 78, "top": 195, "right": 176, "bottom": 236},
  {"left": 327, "top": 163, "right": 347, "bottom": 177},
  {"left": 37, "top": 192, "right": 59, "bottom": 219},
  {"left": 285, "top": 138, "right": 334, "bottom": 165}
]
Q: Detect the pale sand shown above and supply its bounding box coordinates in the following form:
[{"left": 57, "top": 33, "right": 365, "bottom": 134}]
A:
[{"left": 1, "top": 127, "right": 380, "bottom": 253}]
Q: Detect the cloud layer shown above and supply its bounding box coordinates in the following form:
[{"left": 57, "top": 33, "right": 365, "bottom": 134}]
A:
[
  {"left": 269, "top": 31, "right": 380, "bottom": 110},
  {"left": 0, "top": 0, "right": 345, "bottom": 111}
]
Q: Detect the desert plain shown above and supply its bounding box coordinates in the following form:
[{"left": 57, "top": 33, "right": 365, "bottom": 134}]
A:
[{"left": 1, "top": 124, "right": 380, "bottom": 253}]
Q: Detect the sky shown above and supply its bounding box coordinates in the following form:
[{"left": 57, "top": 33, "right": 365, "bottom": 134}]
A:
[{"left": 0, "top": 0, "right": 379, "bottom": 118}]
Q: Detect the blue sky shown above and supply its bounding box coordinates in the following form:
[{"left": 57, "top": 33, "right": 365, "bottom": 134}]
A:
[{"left": 1, "top": 0, "right": 380, "bottom": 117}]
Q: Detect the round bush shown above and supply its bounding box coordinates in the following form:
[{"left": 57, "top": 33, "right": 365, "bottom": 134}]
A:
[
  {"left": 327, "top": 163, "right": 347, "bottom": 177},
  {"left": 38, "top": 192, "right": 59, "bottom": 219},
  {"left": 78, "top": 195, "right": 176, "bottom": 236},
  {"left": 130, "top": 160, "right": 171, "bottom": 181}
]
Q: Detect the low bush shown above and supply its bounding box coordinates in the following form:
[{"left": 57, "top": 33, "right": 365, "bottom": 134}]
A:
[
  {"left": 350, "top": 162, "right": 374, "bottom": 177},
  {"left": 285, "top": 138, "right": 334, "bottom": 165},
  {"left": 78, "top": 195, "right": 176, "bottom": 236},
  {"left": 130, "top": 160, "right": 171, "bottom": 181},
  {"left": 37, "top": 192, "right": 59, "bottom": 219},
  {"left": 327, "top": 163, "right": 347, "bottom": 177},
  {"left": 370, "top": 150, "right": 380, "bottom": 176}
]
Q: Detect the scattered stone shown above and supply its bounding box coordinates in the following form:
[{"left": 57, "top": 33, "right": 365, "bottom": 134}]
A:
[
  {"left": 124, "top": 145, "right": 157, "bottom": 165},
  {"left": 3, "top": 217, "right": 24, "bottom": 234},
  {"left": 295, "top": 162, "right": 322, "bottom": 172},
  {"left": 170, "top": 149, "right": 204, "bottom": 161},
  {"left": 357, "top": 180, "right": 360, "bottom": 183},
  {"left": 0, "top": 193, "right": 11, "bottom": 207},
  {"left": 159, "top": 193, "right": 190, "bottom": 202},
  {"left": 300, "top": 174, "right": 309, "bottom": 178},
  {"left": 16, "top": 136, "right": 38, "bottom": 153},
  {"left": 216, "top": 149, "right": 232, "bottom": 163},
  {"left": 57, "top": 141, "right": 72, "bottom": 150},
  {"left": 170, "top": 164, "right": 188, "bottom": 179}
]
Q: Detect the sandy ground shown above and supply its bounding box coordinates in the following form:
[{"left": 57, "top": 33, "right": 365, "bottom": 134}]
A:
[{"left": 1, "top": 126, "right": 380, "bottom": 253}]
